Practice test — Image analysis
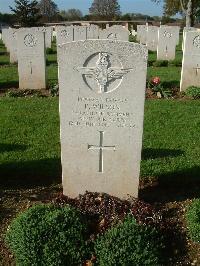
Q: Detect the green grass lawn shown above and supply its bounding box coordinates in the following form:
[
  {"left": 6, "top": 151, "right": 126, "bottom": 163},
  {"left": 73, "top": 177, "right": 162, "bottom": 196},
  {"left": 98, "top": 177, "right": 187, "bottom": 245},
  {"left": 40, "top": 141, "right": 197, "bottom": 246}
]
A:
[{"left": 0, "top": 98, "right": 200, "bottom": 200}]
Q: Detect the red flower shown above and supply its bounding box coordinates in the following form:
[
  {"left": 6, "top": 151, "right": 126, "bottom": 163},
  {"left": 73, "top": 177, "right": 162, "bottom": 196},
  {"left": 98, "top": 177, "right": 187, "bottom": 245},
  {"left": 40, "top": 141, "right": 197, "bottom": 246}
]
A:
[{"left": 151, "top": 77, "right": 161, "bottom": 85}]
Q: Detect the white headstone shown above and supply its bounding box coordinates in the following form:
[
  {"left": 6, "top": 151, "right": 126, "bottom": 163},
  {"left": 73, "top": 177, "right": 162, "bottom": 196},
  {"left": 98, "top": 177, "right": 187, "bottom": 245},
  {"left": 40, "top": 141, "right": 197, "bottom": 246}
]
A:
[
  {"left": 17, "top": 28, "right": 46, "bottom": 90},
  {"left": 58, "top": 40, "right": 148, "bottom": 199},
  {"left": 38, "top": 27, "right": 52, "bottom": 48},
  {"left": 146, "top": 26, "right": 159, "bottom": 51},
  {"left": 87, "top": 24, "right": 99, "bottom": 39},
  {"left": 99, "top": 25, "right": 129, "bottom": 41},
  {"left": 180, "top": 31, "right": 200, "bottom": 91},
  {"left": 182, "top": 27, "right": 200, "bottom": 50},
  {"left": 74, "top": 26, "right": 87, "bottom": 41},
  {"left": 9, "top": 28, "right": 18, "bottom": 63},
  {"left": 56, "top": 26, "right": 74, "bottom": 45},
  {"left": 157, "top": 26, "right": 178, "bottom": 60},
  {"left": 160, "top": 25, "right": 180, "bottom": 45},
  {"left": 137, "top": 25, "right": 147, "bottom": 44},
  {"left": 1, "top": 28, "right": 9, "bottom": 50}
]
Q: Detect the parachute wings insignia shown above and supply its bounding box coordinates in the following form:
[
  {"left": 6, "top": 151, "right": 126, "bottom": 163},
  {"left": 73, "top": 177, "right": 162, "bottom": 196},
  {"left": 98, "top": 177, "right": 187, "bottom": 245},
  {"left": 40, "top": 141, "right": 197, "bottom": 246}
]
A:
[{"left": 76, "top": 52, "right": 133, "bottom": 93}]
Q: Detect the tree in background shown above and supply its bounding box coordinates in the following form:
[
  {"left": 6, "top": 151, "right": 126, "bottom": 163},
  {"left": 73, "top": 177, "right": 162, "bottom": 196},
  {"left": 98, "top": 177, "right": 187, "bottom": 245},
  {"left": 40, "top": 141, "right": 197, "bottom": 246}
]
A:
[
  {"left": 10, "top": 0, "right": 41, "bottom": 27},
  {"left": 89, "top": 0, "right": 121, "bottom": 20},
  {"left": 60, "top": 9, "right": 83, "bottom": 21},
  {"left": 38, "top": 0, "right": 58, "bottom": 22},
  {"left": 0, "top": 13, "right": 17, "bottom": 26},
  {"left": 153, "top": 0, "right": 200, "bottom": 27}
]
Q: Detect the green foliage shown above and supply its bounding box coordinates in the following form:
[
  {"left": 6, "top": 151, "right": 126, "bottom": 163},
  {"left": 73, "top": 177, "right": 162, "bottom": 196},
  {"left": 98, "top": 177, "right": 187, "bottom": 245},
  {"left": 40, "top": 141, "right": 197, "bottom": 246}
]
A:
[
  {"left": 6, "top": 204, "right": 89, "bottom": 266},
  {"left": 169, "top": 59, "right": 182, "bottom": 67},
  {"left": 5, "top": 89, "right": 43, "bottom": 97},
  {"left": 46, "top": 47, "right": 56, "bottom": 54},
  {"left": 129, "top": 34, "right": 136, "bottom": 42},
  {"left": 10, "top": 0, "right": 41, "bottom": 27},
  {"left": 148, "top": 78, "right": 173, "bottom": 99},
  {"left": 49, "top": 83, "right": 59, "bottom": 97},
  {"left": 185, "top": 86, "right": 200, "bottom": 99},
  {"left": 186, "top": 199, "right": 200, "bottom": 243},
  {"left": 152, "top": 60, "right": 169, "bottom": 67},
  {"left": 94, "top": 215, "right": 163, "bottom": 266},
  {"left": 89, "top": 0, "right": 121, "bottom": 19}
]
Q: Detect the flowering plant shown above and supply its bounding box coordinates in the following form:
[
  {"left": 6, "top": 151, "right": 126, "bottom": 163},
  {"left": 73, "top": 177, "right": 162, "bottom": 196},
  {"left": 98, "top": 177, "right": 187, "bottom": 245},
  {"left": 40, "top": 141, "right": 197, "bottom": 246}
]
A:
[
  {"left": 148, "top": 76, "right": 172, "bottom": 99},
  {"left": 151, "top": 76, "right": 161, "bottom": 86}
]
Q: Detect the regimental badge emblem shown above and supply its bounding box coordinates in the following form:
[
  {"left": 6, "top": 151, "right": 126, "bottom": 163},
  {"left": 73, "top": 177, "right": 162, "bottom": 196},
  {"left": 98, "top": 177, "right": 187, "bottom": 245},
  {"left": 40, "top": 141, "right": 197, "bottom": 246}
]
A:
[
  {"left": 163, "top": 31, "right": 172, "bottom": 38},
  {"left": 61, "top": 30, "right": 70, "bottom": 38},
  {"left": 193, "top": 35, "right": 200, "bottom": 48},
  {"left": 76, "top": 52, "right": 133, "bottom": 94},
  {"left": 24, "top": 34, "right": 37, "bottom": 47}
]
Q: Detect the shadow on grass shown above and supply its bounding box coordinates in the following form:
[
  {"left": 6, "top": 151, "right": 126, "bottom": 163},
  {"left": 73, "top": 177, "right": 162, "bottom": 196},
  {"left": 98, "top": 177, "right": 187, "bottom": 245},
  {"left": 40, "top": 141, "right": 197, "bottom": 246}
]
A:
[
  {"left": 0, "top": 143, "right": 27, "bottom": 153},
  {"left": 142, "top": 148, "right": 184, "bottom": 160},
  {"left": 46, "top": 60, "right": 57, "bottom": 66},
  {"left": 0, "top": 81, "right": 19, "bottom": 89},
  {"left": 0, "top": 158, "right": 61, "bottom": 189},
  {"left": 162, "top": 80, "right": 180, "bottom": 89},
  {"left": 0, "top": 61, "right": 10, "bottom": 66},
  {"left": 140, "top": 166, "right": 200, "bottom": 203}
]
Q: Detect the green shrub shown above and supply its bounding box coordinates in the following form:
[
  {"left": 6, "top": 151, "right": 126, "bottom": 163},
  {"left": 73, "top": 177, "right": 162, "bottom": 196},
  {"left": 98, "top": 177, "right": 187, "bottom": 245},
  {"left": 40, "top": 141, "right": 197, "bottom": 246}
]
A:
[
  {"left": 46, "top": 48, "right": 56, "bottom": 54},
  {"left": 169, "top": 59, "right": 182, "bottom": 67},
  {"left": 152, "top": 60, "right": 169, "bottom": 67},
  {"left": 186, "top": 199, "right": 200, "bottom": 243},
  {"left": 94, "top": 215, "right": 164, "bottom": 266},
  {"left": 49, "top": 83, "right": 59, "bottom": 97},
  {"left": 185, "top": 86, "right": 200, "bottom": 99},
  {"left": 5, "top": 89, "right": 43, "bottom": 98},
  {"left": 6, "top": 204, "right": 89, "bottom": 266}
]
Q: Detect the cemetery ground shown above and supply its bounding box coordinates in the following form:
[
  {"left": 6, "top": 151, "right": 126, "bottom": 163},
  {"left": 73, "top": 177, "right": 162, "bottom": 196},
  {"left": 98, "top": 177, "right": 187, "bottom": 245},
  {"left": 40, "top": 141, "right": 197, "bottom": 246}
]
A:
[{"left": 0, "top": 38, "right": 200, "bottom": 265}]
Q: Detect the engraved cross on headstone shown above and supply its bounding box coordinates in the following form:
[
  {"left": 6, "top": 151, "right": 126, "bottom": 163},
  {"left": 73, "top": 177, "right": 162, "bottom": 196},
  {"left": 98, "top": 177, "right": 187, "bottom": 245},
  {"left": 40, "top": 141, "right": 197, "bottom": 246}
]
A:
[
  {"left": 193, "top": 64, "right": 200, "bottom": 76},
  {"left": 29, "top": 61, "right": 33, "bottom": 75},
  {"left": 165, "top": 45, "right": 168, "bottom": 57},
  {"left": 88, "top": 131, "right": 116, "bottom": 173}
]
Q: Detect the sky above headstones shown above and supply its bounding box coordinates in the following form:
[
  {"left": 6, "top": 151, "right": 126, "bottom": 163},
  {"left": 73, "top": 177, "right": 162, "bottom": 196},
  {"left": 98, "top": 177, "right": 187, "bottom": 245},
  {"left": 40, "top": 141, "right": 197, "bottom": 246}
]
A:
[{"left": 1, "top": 0, "right": 163, "bottom": 16}]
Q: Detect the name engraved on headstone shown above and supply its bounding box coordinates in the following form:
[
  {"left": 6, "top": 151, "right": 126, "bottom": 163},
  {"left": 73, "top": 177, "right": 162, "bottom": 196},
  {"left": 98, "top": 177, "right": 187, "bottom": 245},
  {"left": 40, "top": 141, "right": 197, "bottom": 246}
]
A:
[{"left": 68, "top": 96, "right": 136, "bottom": 128}]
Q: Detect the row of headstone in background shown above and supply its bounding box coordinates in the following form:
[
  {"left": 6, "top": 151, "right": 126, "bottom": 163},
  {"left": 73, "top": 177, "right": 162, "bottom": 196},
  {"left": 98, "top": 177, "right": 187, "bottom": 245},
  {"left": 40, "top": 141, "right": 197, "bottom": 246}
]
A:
[
  {"left": 181, "top": 31, "right": 200, "bottom": 91},
  {"left": 137, "top": 25, "right": 180, "bottom": 60},
  {"left": 58, "top": 40, "right": 148, "bottom": 199},
  {"left": 56, "top": 25, "right": 129, "bottom": 46},
  {"left": 1, "top": 27, "right": 52, "bottom": 63}
]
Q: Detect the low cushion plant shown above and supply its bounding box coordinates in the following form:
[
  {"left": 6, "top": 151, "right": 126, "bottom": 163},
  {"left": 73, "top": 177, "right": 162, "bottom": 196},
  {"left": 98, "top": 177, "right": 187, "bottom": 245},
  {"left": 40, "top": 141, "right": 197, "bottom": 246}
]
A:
[
  {"left": 186, "top": 199, "right": 200, "bottom": 243},
  {"left": 6, "top": 204, "right": 89, "bottom": 266},
  {"left": 94, "top": 215, "right": 164, "bottom": 266},
  {"left": 185, "top": 86, "right": 200, "bottom": 99}
]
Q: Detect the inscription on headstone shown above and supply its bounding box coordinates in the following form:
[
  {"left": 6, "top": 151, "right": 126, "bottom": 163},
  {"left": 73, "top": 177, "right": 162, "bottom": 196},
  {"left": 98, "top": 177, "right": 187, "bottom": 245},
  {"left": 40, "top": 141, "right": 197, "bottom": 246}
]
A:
[{"left": 58, "top": 40, "right": 148, "bottom": 199}]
